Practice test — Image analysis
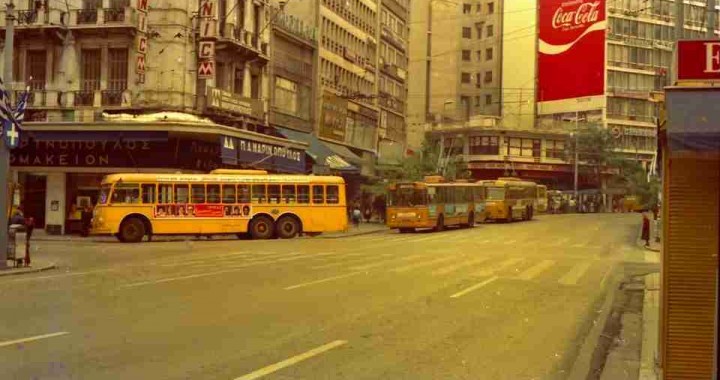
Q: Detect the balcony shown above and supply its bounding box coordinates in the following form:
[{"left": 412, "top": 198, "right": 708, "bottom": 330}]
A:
[
  {"left": 215, "top": 24, "right": 269, "bottom": 60},
  {"left": 16, "top": 9, "right": 38, "bottom": 24},
  {"left": 103, "top": 8, "right": 126, "bottom": 23},
  {"left": 74, "top": 91, "right": 96, "bottom": 107},
  {"left": 102, "top": 90, "right": 124, "bottom": 106},
  {"left": 77, "top": 9, "right": 98, "bottom": 24}
]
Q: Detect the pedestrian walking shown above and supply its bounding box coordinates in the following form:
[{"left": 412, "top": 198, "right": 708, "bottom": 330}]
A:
[
  {"left": 81, "top": 204, "right": 93, "bottom": 237},
  {"left": 352, "top": 206, "right": 362, "bottom": 228},
  {"left": 641, "top": 212, "right": 651, "bottom": 247}
]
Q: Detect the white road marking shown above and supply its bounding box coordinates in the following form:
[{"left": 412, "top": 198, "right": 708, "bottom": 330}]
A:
[
  {"left": 517, "top": 260, "right": 555, "bottom": 281},
  {"left": 284, "top": 272, "right": 363, "bottom": 290},
  {"left": 450, "top": 276, "right": 499, "bottom": 298},
  {"left": 558, "top": 262, "right": 592, "bottom": 285},
  {"left": 411, "top": 234, "right": 449, "bottom": 242},
  {"left": 233, "top": 340, "right": 347, "bottom": 380},
  {"left": 473, "top": 257, "right": 523, "bottom": 277},
  {"left": 571, "top": 243, "right": 586, "bottom": 248},
  {"left": 310, "top": 253, "right": 395, "bottom": 270},
  {"left": 391, "top": 256, "right": 459, "bottom": 273},
  {"left": 432, "top": 256, "right": 492, "bottom": 276},
  {"left": 0, "top": 332, "right": 69, "bottom": 348},
  {"left": 351, "top": 252, "right": 436, "bottom": 271},
  {"left": 600, "top": 264, "right": 614, "bottom": 288}
]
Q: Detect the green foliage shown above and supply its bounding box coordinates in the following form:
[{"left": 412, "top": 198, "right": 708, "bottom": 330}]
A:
[
  {"left": 393, "top": 139, "right": 471, "bottom": 182},
  {"left": 616, "top": 160, "right": 660, "bottom": 209}
]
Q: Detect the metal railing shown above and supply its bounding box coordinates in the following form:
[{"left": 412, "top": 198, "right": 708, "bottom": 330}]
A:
[
  {"left": 103, "top": 8, "right": 125, "bottom": 23},
  {"left": 77, "top": 9, "right": 98, "bottom": 24},
  {"left": 74, "top": 91, "right": 95, "bottom": 106}
]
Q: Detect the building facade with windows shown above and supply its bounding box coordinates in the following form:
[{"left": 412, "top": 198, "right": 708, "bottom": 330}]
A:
[
  {"left": 0, "top": 0, "right": 312, "bottom": 234},
  {"left": 407, "top": 0, "right": 503, "bottom": 150}
]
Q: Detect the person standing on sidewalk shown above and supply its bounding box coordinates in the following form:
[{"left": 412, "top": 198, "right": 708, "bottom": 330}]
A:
[
  {"left": 641, "top": 212, "right": 651, "bottom": 247},
  {"left": 352, "top": 206, "right": 362, "bottom": 228}
]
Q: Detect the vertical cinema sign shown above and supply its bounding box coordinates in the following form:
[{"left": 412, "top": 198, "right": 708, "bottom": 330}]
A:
[
  {"left": 198, "top": 0, "right": 216, "bottom": 80},
  {"left": 135, "top": 0, "right": 149, "bottom": 83}
]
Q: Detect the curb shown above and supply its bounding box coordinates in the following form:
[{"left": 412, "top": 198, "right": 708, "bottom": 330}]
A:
[
  {"left": 313, "top": 228, "right": 389, "bottom": 239},
  {"left": 0, "top": 262, "right": 57, "bottom": 277},
  {"left": 567, "top": 262, "right": 619, "bottom": 380}
]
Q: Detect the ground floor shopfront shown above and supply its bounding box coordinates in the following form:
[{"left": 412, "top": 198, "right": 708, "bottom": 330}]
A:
[{"left": 10, "top": 123, "right": 307, "bottom": 234}]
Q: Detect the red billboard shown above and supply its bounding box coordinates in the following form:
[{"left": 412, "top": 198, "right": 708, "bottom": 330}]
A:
[
  {"left": 537, "top": 0, "right": 607, "bottom": 102},
  {"left": 677, "top": 40, "right": 720, "bottom": 81}
]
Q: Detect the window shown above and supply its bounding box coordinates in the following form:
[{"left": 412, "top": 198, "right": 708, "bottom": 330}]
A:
[
  {"left": 326, "top": 185, "right": 340, "bottom": 204},
  {"left": 546, "top": 140, "right": 566, "bottom": 159},
  {"left": 476, "top": 72, "right": 482, "bottom": 86},
  {"left": 484, "top": 71, "right": 493, "bottom": 83},
  {"left": 312, "top": 185, "right": 325, "bottom": 203},
  {"left": 476, "top": 25, "right": 483, "bottom": 39},
  {"left": 485, "top": 48, "right": 493, "bottom": 61},
  {"left": 234, "top": 67, "right": 244, "bottom": 95},
  {"left": 469, "top": 136, "right": 500, "bottom": 155},
  {"left": 175, "top": 185, "right": 189, "bottom": 203},
  {"left": 486, "top": 25, "right": 494, "bottom": 37},
  {"left": 80, "top": 49, "right": 101, "bottom": 91},
  {"left": 461, "top": 72, "right": 471, "bottom": 83},
  {"left": 506, "top": 138, "right": 541, "bottom": 157},
  {"left": 476, "top": 3, "right": 482, "bottom": 12},
  {"left": 463, "top": 3, "right": 471, "bottom": 13},
  {"left": 238, "top": 185, "right": 250, "bottom": 203},
  {"left": 159, "top": 184, "right": 173, "bottom": 203},
  {"left": 108, "top": 48, "right": 128, "bottom": 91},
  {"left": 281, "top": 185, "right": 296, "bottom": 203},
  {"left": 485, "top": 94, "right": 492, "bottom": 105},
  {"left": 222, "top": 185, "right": 236, "bottom": 203},
  {"left": 26, "top": 50, "right": 46, "bottom": 90},
  {"left": 488, "top": 2, "right": 494, "bottom": 14},
  {"left": 191, "top": 184, "right": 205, "bottom": 203},
  {"left": 267, "top": 185, "right": 281, "bottom": 204},
  {"left": 475, "top": 96, "right": 481, "bottom": 106},
  {"left": 251, "top": 73, "right": 260, "bottom": 98},
  {"left": 462, "top": 50, "right": 471, "bottom": 61},
  {"left": 141, "top": 184, "right": 156, "bottom": 204},
  {"left": 476, "top": 50, "right": 482, "bottom": 61},
  {"left": 251, "top": 184, "right": 266, "bottom": 203},
  {"left": 207, "top": 184, "right": 220, "bottom": 203},
  {"left": 462, "top": 27, "right": 471, "bottom": 38},
  {"left": 274, "top": 77, "right": 298, "bottom": 115},
  {"left": 111, "top": 183, "right": 140, "bottom": 204},
  {"left": 297, "top": 185, "right": 310, "bottom": 203}
]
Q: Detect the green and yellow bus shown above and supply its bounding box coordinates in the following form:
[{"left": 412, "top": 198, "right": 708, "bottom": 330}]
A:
[
  {"left": 480, "top": 177, "right": 538, "bottom": 222},
  {"left": 387, "top": 176, "right": 485, "bottom": 233}
]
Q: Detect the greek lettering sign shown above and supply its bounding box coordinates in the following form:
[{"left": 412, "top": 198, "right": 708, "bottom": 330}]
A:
[
  {"left": 220, "top": 135, "right": 305, "bottom": 173},
  {"left": 207, "top": 87, "right": 262, "bottom": 119},
  {"left": 198, "top": 60, "right": 215, "bottom": 79},
  {"left": 199, "top": 41, "right": 215, "bottom": 58}
]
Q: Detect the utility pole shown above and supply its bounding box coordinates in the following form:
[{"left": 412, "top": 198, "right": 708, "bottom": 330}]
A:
[
  {"left": 573, "top": 111, "right": 579, "bottom": 200},
  {"left": 0, "top": 1, "right": 15, "bottom": 269}
]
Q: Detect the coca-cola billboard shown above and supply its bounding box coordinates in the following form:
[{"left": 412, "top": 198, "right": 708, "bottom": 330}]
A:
[{"left": 538, "top": 0, "right": 607, "bottom": 103}]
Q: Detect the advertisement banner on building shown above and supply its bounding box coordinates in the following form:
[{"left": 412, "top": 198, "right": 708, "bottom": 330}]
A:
[
  {"left": 676, "top": 40, "right": 720, "bottom": 82},
  {"left": 320, "top": 91, "right": 347, "bottom": 142},
  {"left": 221, "top": 135, "right": 306, "bottom": 173},
  {"left": 537, "top": 0, "right": 607, "bottom": 104}
]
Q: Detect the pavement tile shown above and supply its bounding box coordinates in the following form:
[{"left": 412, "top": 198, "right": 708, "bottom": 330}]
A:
[{"left": 0, "top": 260, "right": 57, "bottom": 276}]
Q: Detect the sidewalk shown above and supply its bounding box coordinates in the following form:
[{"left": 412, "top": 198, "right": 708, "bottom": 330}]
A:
[
  {"left": 0, "top": 259, "right": 56, "bottom": 276},
  {"left": 30, "top": 222, "right": 389, "bottom": 242}
]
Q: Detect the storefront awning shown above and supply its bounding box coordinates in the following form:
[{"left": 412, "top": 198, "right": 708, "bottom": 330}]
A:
[
  {"left": 322, "top": 140, "right": 363, "bottom": 164},
  {"left": 666, "top": 88, "right": 720, "bottom": 152},
  {"left": 276, "top": 128, "right": 358, "bottom": 172}
]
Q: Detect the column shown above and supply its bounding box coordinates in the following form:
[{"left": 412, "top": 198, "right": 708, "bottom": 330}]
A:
[
  {"left": 243, "top": 65, "right": 252, "bottom": 98},
  {"left": 245, "top": 0, "right": 253, "bottom": 35},
  {"left": 44, "top": 173, "right": 66, "bottom": 235}
]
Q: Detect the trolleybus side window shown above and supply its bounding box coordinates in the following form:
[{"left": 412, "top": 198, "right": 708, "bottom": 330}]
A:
[
  {"left": 252, "top": 184, "right": 267, "bottom": 203},
  {"left": 141, "top": 184, "right": 156, "bottom": 204},
  {"left": 175, "top": 184, "right": 189, "bottom": 203},
  {"left": 238, "top": 185, "right": 250, "bottom": 203},
  {"left": 222, "top": 185, "right": 236, "bottom": 203},
  {"left": 326, "top": 185, "right": 340, "bottom": 204},
  {"left": 191, "top": 184, "right": 205, "bottom": 204},
  {"left": 297, "top": 185, "right": 310, "bottom": 203},
  {"left": 207, "top": 184, "right": 221, "bottom": 204},
  {"left": 268, "top": 185, "right": 281, "bottom": 204},
  {"left": 312, "top": 185, "right": 325, "bottom": 204},
  {"left": 282, "top": 185, "right": 296, "bottom": 203}
]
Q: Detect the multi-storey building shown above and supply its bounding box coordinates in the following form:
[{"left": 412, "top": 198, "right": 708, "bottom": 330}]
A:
[
  {"left": 283, "top": 0, "right": 383, "bottom": 182},
  {"left": 0, "top": 0, "right": 311, "bottom": 234},
  {"left": 407, "top": 0, "right": 503, "bottom": 150},
  {"left": 377, "top": 0, "right": 410, "bottom": 168}
]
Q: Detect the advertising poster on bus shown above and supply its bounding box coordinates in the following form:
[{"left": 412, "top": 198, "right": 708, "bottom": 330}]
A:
[
  {"left": 154, "top": 204, "right": 252, "bottom": 218},
  {"left": 537, "top": 0, "right": 607, "bottom": 104}
]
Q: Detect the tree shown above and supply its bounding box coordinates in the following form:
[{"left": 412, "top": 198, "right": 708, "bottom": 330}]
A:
[
  {"left": 393, "top": 138, "right": 470, "bottom": 182},
  {"left": 565, "top": 124, "right": 620, "bottom": 188}
]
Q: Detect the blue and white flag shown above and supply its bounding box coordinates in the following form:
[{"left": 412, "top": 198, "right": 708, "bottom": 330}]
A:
[
  {"left": 3, "top": 120, "right": 19, "bottom": 149},
  {"left": 13, "top": 85, "right": 30, "bottom": 125},
  {"left": 0, "top": 77, "right": 16, "bottom": 125}
]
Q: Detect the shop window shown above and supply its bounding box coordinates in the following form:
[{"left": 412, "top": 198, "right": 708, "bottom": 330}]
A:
[
  {"left": 297, "top": 185, "right": 310, "bottom": 203},
  {"left": 312, "top": 185, "right": 325, "bottom": 204},
  {"left": 207, "top": 184, "right": 221, "bottom": 203},
  {"left": 546, "top": 140, "right": 566, "bottom": 159},
  {"left": 326, "top": 185, "right": 340, "bottom": 204},
  {"left": 111, "top": 183, "right": 139, "bottom": 204},
  {"left": 282, "top": 185, "right": 296, "bottom": 203},
  {"left": 222, "top": 185, "right": 236, "bottom": 203},
  {"left": 252, "top": 184, "right": 267, "bottom": 203},
  {"left": 191, "top": 184, "right": 205, "bottom": 204},
  {"left": 158, "top": 184, "right": 172, "bottom": 203},
  {"left": 469, "top": 136, "right": 499, "bottom": 155},
  {"left": 141, "top": 184, "right": 156, "bottom": 204},
  {"left": 268, "top": 185, "right": 281, "bottom": 204},
  {"left": 175, "top": 184, "right": 189, "bottom": 203},
  {"left": 238, "top": 185, "right": 250, "bottom": 203}
]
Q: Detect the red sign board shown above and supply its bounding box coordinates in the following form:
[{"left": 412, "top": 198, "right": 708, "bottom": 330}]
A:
[
  {"left": 677, "top": 40, "right": 720, "bottom": 81},
  {"left": 537, "top": 0, "right": 607, "bottom": 102}
]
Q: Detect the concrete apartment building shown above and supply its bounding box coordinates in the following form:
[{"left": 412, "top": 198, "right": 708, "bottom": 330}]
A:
[
  {"left": 420, "top": 0, "right": 719, "bottom": 192},
  {"left": 407, "top": 0, "right": 503, "bottom": 150},
  {"left": 0, "top": 0, "right": 312, "bottom": 234}
]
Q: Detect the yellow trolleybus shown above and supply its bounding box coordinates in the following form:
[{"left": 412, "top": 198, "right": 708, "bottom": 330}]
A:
[
  {"left": 480, "top": 177, "right": 538, "bottom": 222},
  {"left": 387, "top": 176, "right": 485, "bottom": 233},
  {"left": 91, "top": 170, "right": 347, "bottom": 242}
]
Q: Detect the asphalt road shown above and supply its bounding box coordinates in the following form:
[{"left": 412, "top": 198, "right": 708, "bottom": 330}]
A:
[{"left": 0, "top": 213, "right": 643, "bottom": 380}]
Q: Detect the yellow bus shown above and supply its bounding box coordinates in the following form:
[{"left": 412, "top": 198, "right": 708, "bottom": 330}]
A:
[
  {"left": 387, "top": 176, "right": 485, "bottom": 233},
  {"left": 535, "top": 184, "right": 548, "bottom": 213},
  {"left": 480, "top": 177, "right": 538, "bottom": 222},
  {"left": 91, "top": 169, "right": 347, "bottom": 242}
]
